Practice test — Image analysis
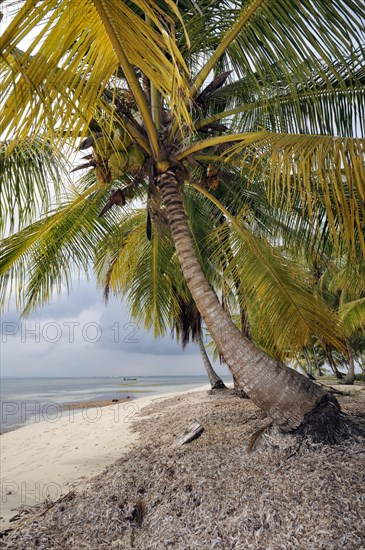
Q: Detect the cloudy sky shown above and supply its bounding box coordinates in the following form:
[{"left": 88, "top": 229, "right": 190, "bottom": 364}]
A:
[{"left": 0, "top": 274, "right": 229, "bottom": 378}]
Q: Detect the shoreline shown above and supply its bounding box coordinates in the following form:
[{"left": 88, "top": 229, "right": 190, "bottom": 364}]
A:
[
  {"left": 62, "top": 398, "right": 129, "bottom": 409},
  {"left": 0, "top": 385, "right": 210, "bottom": 529},
  {"left": 0, "top": 400, "right": 130, "bottom": 436},
  {"left": 0, "top": 377, "right": 226, "bottom": 435}
]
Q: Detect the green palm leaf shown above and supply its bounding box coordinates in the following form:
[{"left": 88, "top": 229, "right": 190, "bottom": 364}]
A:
[
  {"left": 95, "top": 208, "right": 187, "bottom": 336},
  {"left": 195, "top": 185, "right": 346, "bottom": 356},
  {"left": 340, "top": 297, "right": 365, "bottom": 333},
  {"left": 0, "top": 178, "right": 111, "bottom": 313},
  {"left": 179, "top": 131, "right": 365, "bottom": 258},
  {"left": 0, "top": 0, "right": 192, "bottom": 149},
  {"left": 0, "top": 139, "right": 66, "bottom": 236}
]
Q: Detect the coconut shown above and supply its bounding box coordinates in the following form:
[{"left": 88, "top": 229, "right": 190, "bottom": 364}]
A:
[
  {"left": 127, "top": 144, "right": 145, "bottom": 173},
  {"left": 113, "top": 127, "right": 132, "bottom": 150},
  {"left": 109, "top": 151, "right": 129, "bottom": 179},
  {"left": 93, "top": 136, "right": 113, "bottom": 159}
]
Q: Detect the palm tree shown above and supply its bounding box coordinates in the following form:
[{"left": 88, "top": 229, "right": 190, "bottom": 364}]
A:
[
  {"left": 94, "top": 176, "right": 349, "bottom": 393},
  {"left": 1, "top": 0, "right": 364, "bottom": 441},
  {"left": 318, "top": 264, "right": 365, "bottom": 384},
  {"left": 172, "top": 295, "right": 227, "bottom": 390}
]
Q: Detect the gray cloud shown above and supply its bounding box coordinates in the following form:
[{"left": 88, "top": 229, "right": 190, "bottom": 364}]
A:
[{"left": 1, "top": 277, "right": 227, "bottom": 378}]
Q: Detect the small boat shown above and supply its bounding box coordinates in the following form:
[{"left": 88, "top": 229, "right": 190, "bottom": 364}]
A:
[{"left": 123, "top": 377, "right": 137, "bottom": 381}]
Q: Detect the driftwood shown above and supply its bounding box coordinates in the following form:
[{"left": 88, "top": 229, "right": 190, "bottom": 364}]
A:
[{"left": 174, "top": 420, "right": 204, "bottom": 446}]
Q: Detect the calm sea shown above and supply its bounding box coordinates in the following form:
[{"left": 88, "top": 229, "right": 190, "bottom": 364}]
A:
[{"left": 0, "top": 376, "right": 231, "bottom": 433}]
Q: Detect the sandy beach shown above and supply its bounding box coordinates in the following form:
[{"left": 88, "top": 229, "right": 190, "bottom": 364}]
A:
[
  {"left": 1, "top": 384, "right": 364, "bottom": 549},
  {"left": 0, "top": 386, "right": 210, "bottom": 529}
]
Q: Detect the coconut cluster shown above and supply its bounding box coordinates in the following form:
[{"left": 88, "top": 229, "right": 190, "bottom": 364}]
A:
[{"left": 92, "top": 128, "right": 145, "bottom": 181}]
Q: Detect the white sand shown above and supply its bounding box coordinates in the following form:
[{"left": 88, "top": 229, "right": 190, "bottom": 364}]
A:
[{"left": 0, "top": 386, "right": 209, "bottom": 528}]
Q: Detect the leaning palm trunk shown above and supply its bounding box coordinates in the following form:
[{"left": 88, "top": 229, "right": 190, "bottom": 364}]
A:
[
  {"left": 158, "top": 170, "right": 341, "bottom": 435},
  {"left": 324, "top": 343, "right": 343, "bottom": 379},
  {"left": 196, "top": 331, "right": 226, "bottom": 390},
  {"left": 302, "top": 348, "right": 314, "bottom": 377},
  {"left": 341, "top": 341, "right": 356, "bottom": 385},
  {"left": 311, "top": 345, "right": 325, "bottom": 377}
]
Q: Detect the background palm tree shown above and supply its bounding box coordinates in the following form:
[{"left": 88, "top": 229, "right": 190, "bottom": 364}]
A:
[
  {"left": 95, "top": 205, "right": 226, "bottom": 389},
  {"left": 171, "top": 295, "right": 227, "bottom": 390},
  {"left": 1, "top": 0, "right": 364, "bottom": 440},
  {"left": 318, "top": 264, "right": 365, "bottom": 384}
]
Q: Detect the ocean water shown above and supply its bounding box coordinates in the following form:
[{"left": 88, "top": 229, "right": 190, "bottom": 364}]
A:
[{"left": 0, "top": 376, "right": 231, "bottom": 433}]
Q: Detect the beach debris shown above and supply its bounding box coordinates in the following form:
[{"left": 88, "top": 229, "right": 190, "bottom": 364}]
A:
[
  {"left": 1, "top": 491, "right": 76, "bottom": 536},
  {"left": 128, "top": 499, "right": 147, "bottom": 548},
  {"left": 1, "top": 390, "right": 364, "bottom": 549},
  {"left": 174, "top": 420, "right": 204, "bottom": 446},
  {"left": 247, "top": 421, "right": 273, "bottom": 452},
  {"left": 128, "top": 499, "right": 147, "bottom": 527},
  {"left": 8, "top": 514, "right": 22, "bottom": 523},
  {"left": 0, "top": 528, "right": 13, "bottom": 539}
]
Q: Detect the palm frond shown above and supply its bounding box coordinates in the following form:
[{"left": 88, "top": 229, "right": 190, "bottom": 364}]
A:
[
  {"left": 0, "top": 0, "right": 191, "bottom": 148},
  {"left": 95, "top": 209, "right": 187, "bottom": 337},
  {"left": 0, "top": 138, "right": 67, "bottom": 235},
  {"left": 1, "top": 0, "right": 118, "bottom": 147},
  {"left": 180, "top": 131, "right": 365, "bottom": 259},
  {"left": 219, "top": 0, "right": 364, "bottom": 97},
  {"left": 183, "top": 187, "right": 223, "bottom": 288},
  {"left": 328, "top": 263, "right": 365, "bottom": 298},
  {"left": 197, "top": 53, "right": 365, "bottom": 138},
  {"left": 193, "top": 185, "right": 347, "bottom": 357},
  {"left": 0, "top": 179, "right": 114, "bottom": 314},
  {"left": 340, "top": 297, "right": 365, "bottom": 333}
]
